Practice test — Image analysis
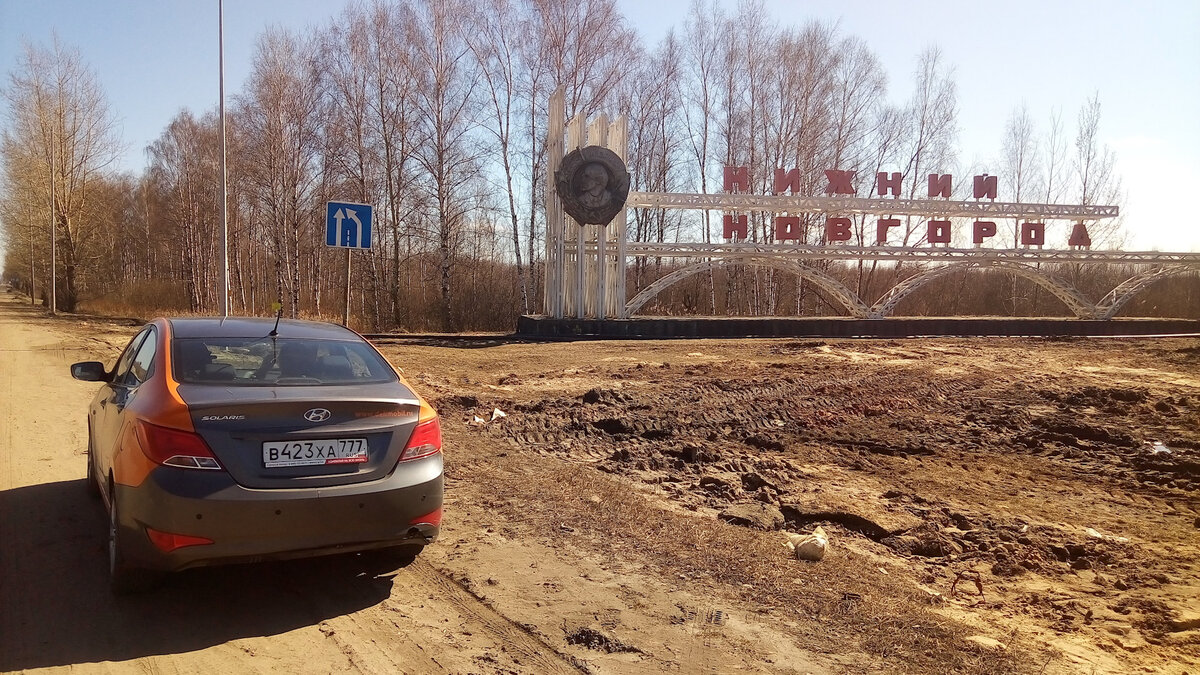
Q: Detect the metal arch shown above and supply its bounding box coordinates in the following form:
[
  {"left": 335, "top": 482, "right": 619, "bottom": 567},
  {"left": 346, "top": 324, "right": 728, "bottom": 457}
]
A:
[
  {"left": 624, "top": 256, "right": 873, "bottom": 318},
  {"left": 871, "top": 261, "right": 1100, "bottom": 319},
  {"left": 871, "top": 264, "right": 982, "bottom": 318},
  {"left": 1096, "top": 265, "right": 1198, "bottom": 319}
]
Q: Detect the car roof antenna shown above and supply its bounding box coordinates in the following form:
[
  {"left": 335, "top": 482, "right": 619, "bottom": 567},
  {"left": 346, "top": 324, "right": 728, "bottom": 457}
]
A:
[{"left": 268, "top": 301, "right": 283, "bottom": 337}]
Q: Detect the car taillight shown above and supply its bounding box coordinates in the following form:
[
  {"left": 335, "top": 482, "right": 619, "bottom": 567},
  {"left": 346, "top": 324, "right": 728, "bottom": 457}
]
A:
[
  {"left": 410, "top": 507, "right": 443, "bottom": 528},
  {"left": 136, "top": 420, "right": 223, "bottom": 470},
  {"left": 399, "top": 416, "right": 441, "bottom": 461},
  {"left": 145, "top": 527, "right": 214, "bottom": 552}
]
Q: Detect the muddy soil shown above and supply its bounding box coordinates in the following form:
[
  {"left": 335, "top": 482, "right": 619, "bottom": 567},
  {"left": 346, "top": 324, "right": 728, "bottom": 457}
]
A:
[
  {"left": 2, "top": 289, "right": 1198, "bottom": 674},
  {"left": 381, "top": 334, "right": 1200, "bottom": 674}
]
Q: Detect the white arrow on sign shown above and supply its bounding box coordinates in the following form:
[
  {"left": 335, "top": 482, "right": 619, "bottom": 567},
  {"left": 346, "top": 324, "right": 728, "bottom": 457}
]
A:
[
  {"left": 333, "top": 207, "right": 365, "bottom": 247},
  {"left": 346, "top": 208, "right": 363, "bottom": 246}
]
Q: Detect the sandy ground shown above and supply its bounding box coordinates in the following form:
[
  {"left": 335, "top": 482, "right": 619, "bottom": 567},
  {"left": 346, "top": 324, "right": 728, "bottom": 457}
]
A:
[{"left": 1, "top": 287, "right": 1198, "bottom": 674}]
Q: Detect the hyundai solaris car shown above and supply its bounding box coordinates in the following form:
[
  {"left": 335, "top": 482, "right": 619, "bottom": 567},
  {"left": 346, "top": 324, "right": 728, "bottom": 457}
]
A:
[{"left": 70, "top": 318, "right": 443, "bottom": 593}]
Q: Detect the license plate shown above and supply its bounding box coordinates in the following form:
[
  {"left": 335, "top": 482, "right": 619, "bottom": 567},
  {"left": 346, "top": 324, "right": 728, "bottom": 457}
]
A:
[{"left": 262, "top": 438, "right": 369, "bottom": 467}]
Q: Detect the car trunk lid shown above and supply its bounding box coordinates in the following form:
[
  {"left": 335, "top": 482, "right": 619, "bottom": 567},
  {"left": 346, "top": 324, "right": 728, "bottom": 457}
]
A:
[{"left": 179, "top": 382, "right": 420, "bottom": 489}]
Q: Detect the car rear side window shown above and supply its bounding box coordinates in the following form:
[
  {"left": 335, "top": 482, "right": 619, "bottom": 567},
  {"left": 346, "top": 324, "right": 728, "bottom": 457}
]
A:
[
  {"left": 113, "top": 327, "right": 151, "bottom": 382},
  {"left": 173, "top": 337, "right": 398, "bottom": 386},
  {"left": 128, "top": 329, "right": 157, "bottom": 384}
]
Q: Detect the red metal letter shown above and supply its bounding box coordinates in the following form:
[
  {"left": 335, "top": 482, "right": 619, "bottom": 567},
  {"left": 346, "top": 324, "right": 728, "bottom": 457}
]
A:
[
  {"left": 876, "top": 218, "right": 900, "bottom": 245},
  {"left": 973, "top": 174, "right": 998, "bottom": 200},
  {"left": 723, "top": 214, "right": 748, "bottom": 240},
  {"left": 876, "top": 172, "right": 902, "bottom": 197},
  {"left": 774, "top": 168, "right": 800, "bottom": 195},
  {"left": 724, "top": 166, "right": 749, "bottom": 192},
  {"left": 1020, "top": 222, "right": 1045, "bottom": 246},
  {"left": 1068, "top": 222, "right": 1092, "bottom": 248},
  {"left": 825, "top": 217, "right": 852, "bottom": 242},
  {"left": 928, "top": 174, "right": 952, "bottom": 198},
  {"left": 825, "top": 170, "right": 856, "bottom": 195},
  {"left": 972, "top": 220, "right": 997, "bottom": 244},
  {"left": 775, "top": 216, "right": 801, "bottom": 241},
  {"left": 928, "top": 219, "right": 952, "bottom": 244}
]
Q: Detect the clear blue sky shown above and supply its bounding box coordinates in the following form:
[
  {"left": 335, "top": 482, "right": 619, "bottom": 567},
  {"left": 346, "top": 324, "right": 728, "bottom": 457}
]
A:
[{"left": 2, "top": 0, "right": 1198, "bottom": 252}]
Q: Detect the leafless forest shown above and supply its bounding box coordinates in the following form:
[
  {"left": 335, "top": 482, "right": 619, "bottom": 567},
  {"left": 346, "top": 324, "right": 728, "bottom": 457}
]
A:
[{"left": 2, "top": 0, "right": 1195, "bottom": 330}]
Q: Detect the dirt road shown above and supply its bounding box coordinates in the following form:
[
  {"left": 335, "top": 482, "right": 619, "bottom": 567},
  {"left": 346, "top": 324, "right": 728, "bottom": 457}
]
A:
[
  {"left": 0, "top": 291, "right": 835, "bottom": 674},
  {"left": 0, "top": 293, "right": 594, "bottom": 673},
  {"left": 3, "top": 288, "right": 1199, "bottom": 674}
]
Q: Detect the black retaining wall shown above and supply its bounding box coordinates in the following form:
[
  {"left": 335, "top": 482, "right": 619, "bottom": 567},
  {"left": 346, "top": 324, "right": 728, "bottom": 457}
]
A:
[{"left": 517, "top": 316, "right": 1200, "bottom": 339}]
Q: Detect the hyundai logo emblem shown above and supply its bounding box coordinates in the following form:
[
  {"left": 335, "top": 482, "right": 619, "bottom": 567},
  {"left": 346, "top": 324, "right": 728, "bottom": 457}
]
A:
[{"left": 304, "top": 408, "right": 332, "bottom": 423}]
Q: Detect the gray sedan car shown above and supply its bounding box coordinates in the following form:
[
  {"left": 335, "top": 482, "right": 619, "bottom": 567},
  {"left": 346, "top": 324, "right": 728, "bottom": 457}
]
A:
[{"left": 71, "top": 317, "right": 443, "bottom": 593}]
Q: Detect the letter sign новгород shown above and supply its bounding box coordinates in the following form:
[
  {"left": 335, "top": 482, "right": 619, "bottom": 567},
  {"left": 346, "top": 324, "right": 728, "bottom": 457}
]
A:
[
  {"left": 876, "top": 218, "right": 901, "bottom": 245},
  {"left": 712, "top": 165, "right": 1110, "bottom": 249},
  {"left": 723, "top": 214, "right": 748, "bottom": 240},
  {"left": 1021, "top": 222, "right": 1046, "bottom": 246},
  {"left": 825, "top": 217, "right": 852, "bottom": 242},
  {"left": 928, "top": 220, "right": 952, "bottom": 244},
  {"left": 973, "top": 221, "right": 997, "bottom": 244},
  {"left": 775, "top": 216, "right": 802, "bottom": 241},
  {"left": 1069, "top": 222, "right": 1092, "bottom": 248}
]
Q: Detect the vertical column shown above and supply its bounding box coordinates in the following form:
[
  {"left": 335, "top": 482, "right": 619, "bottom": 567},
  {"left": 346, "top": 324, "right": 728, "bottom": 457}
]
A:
[
  {"left": 544, "top": 88, "right": 565, "bottom": 317},
  {"left": 565, "top": 113, "right": 586, "bottom": 318},
  {"left": 609, "top": 116, "right": 629, "bottom": 318},
  {"left": 588, "top": 114, "right": 609, "bottom": 319}
]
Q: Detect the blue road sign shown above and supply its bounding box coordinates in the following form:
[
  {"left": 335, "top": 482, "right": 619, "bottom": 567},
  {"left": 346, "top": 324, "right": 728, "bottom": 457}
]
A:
[{"left": 326, "top": 201, "right": 373, "bottom": 249}]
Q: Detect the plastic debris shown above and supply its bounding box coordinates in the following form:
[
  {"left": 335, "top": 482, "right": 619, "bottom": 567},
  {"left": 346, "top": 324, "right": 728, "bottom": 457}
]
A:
[
  {"left": 1149, "top": 441, "right": 1172, "bottom": 455},
  {"left": 1085, "top": 527, "right": 1130, "bottom": 543},
  {"left": 490, "top": 408, "right": 507, "bottom": 422},
  {"left": 784, "top": 526, "right": 828, "bottom": 561}
]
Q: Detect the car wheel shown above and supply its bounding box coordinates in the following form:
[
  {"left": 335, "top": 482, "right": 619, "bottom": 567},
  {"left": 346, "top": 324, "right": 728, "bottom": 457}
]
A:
[
  {"left": 86, "top": 428, "right": 99, "bottom": 499},
  {"left": 108, "top": 487, "right": 160, "bottom": 595}
]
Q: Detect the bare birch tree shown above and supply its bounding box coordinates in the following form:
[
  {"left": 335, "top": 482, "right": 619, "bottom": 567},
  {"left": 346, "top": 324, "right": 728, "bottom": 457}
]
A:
[
  {"left": 238, "top": 28, "right": 325, "bottom": 318},
  {"left": 410, "top": 0, "right": 483, "bottom": 331},
  {"left": 0, "top": 39, "right": 121, "bottom": 311}
]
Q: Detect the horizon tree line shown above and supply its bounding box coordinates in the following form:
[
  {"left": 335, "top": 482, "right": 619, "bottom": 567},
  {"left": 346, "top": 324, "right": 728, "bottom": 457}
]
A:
[{"left": 3, "top": 0, "right": 1190, "bottom": 328}]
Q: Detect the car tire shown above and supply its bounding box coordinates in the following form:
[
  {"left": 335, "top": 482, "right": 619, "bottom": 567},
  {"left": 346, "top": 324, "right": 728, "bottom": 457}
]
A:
[
  {"left": 108, "top": 487, "right": 160, "bottom": 595},
  {"left": 86, "top": 429, "right": 99, "bottom": 499}
]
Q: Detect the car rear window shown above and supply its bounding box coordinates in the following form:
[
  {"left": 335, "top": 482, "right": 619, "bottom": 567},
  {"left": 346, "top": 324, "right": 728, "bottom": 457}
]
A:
[{"left": 172, "top": 337, "right": 398, "bottom": 386}]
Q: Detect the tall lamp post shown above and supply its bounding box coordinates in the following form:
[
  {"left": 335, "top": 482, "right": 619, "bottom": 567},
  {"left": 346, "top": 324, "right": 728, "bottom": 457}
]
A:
[
  {"left": 49, "top": 129, "right": 56, "bottom": 315},
  {"left": 218, "top": 0, "right": 230, "bottom": 317}
]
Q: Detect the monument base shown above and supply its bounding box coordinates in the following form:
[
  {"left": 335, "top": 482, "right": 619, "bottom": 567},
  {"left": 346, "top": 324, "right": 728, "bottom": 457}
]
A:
[{"left": 517, "top": 316, "right": 1200, "bottom": 339}]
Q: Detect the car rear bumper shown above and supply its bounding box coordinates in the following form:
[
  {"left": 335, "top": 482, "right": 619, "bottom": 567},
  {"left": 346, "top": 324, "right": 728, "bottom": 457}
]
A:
[{"left": 114, "top": 455, "right": 443, "bottom": 572}]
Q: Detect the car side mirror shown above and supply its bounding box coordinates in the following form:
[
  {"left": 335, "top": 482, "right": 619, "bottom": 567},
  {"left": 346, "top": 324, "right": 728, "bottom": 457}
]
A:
[{"left": 71, "top": 361, "right": 109, "bottom": 382}]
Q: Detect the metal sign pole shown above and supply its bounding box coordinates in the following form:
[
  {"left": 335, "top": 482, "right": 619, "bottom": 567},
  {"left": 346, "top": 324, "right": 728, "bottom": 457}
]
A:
[
  {"left": 325, "top": 200, "right": 372, "bottom": 327},
  {"left": 218, "top": 0, "right": 230, "bottom": 317},
  {"left": 49, "top": 138, "right": 56, "bottom": 315},
  {"left": 343, "top": 248, "right": 352, "bottom": 327},
  {"left": 29, "top": 208, "right": 34, "bottom": 306}
]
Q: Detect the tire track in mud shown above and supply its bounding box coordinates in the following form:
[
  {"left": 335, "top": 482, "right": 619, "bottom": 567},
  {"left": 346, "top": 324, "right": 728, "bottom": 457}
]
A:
[
  {"left": 406, "top": 561, "right": 588, "bottom": 674},
  {"left": 288, "top": 557, "right": 588, "bottom": 674},
  {"left": 470, "top": 355, "right": 1200, "bottom": 563},
  {"left": 501, "top": 367, "right": 968, "bottom": 459}
]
